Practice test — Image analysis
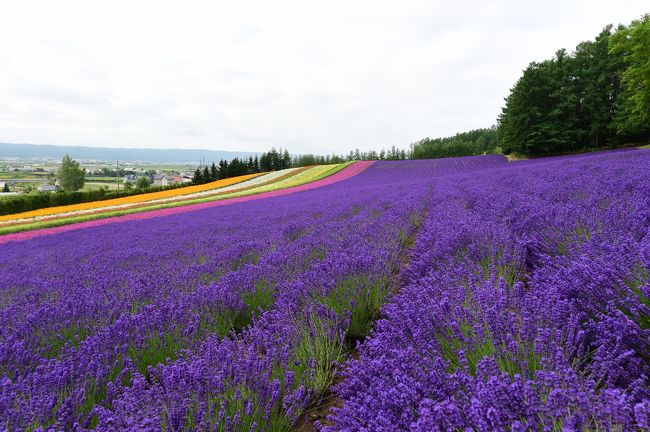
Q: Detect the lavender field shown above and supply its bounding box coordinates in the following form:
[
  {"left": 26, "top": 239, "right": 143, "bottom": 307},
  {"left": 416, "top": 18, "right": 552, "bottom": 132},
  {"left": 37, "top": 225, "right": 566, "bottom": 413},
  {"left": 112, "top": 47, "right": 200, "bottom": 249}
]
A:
[{"left": 1, "top": 150, "right": 649, "bottom": 431}]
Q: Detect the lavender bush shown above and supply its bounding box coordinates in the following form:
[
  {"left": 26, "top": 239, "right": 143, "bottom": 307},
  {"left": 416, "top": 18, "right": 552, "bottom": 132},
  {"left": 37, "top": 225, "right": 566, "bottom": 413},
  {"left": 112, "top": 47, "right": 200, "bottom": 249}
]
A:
[{"left": 326, "top": 150, "right": 650, "bottom": 431}]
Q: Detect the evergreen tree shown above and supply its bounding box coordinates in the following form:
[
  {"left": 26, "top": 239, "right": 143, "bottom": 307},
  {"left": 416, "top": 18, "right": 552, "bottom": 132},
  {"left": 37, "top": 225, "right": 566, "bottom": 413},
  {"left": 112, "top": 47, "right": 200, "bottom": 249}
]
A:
[
  {"left": 498, "top": 52, "right": 581, "bottom": 155},
  {"left": 573, "top": 27, "right": 622, "bottom": 148},
  {"left": 218, "top": 160, "right": 228, "bottom": 179},
  {"left": 282, "top": 149, "right": 291, "bottom": 169},
  {"left": 210, "top": 162, "right": 218, "bottom": 181},
  {"left": 270, "top": 148, "right": 279, "bottom": 170},
  {"left": 259, "top": 153, "right": 269, "bottom": 171},
  {"left": 202, "top": 166, "right": 211, "bottom": 183},
  {"left": 192, "top": 168, "right": 202, "bottom": 184}
]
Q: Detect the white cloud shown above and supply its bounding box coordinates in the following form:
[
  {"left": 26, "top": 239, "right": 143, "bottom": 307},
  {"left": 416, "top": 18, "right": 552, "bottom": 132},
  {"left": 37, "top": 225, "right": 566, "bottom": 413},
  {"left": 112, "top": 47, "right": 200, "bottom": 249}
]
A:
[{"left": 0, "top": 0, "right": 647, "bottom": 153}]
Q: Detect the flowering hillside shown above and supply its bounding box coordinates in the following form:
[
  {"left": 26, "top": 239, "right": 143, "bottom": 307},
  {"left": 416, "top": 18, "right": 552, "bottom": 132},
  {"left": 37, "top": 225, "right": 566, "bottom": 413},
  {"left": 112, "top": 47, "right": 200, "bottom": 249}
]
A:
[{"left": 1, "top": 150, "right": 648, "bottom": 430}]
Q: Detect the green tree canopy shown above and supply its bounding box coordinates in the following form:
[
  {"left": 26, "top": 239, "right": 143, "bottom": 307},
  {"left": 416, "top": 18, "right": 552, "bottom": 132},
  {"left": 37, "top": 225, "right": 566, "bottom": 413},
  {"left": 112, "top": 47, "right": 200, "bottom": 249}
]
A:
[
  {"left": 572, "top": 26, "right": 623, "bottom": 148},
  {"left": 497, "top": 17, "right": 648, "bottom": 156},
  {"left": 411, "top": 127, "right": 497, "bottom": 159},
  {"left": 58, "top": 154, "right": 86, "bottom": 192},
  {"left": 498, "top": 51, "right": 583, "bottom": 155},
  {"left": 610, "top": 14, "right": 650, "bottom": 140},
  {"left": 135, "top": 176, "right": 151, "bottom": 189}
]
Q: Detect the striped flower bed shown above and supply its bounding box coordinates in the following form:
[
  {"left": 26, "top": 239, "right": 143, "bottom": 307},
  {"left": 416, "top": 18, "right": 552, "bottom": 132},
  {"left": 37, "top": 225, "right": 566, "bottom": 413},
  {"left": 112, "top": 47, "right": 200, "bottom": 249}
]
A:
[
  {"left": 0, "top": 172, "right": 264, "bottom": 222},
  {"left": 0, "top": 168, "right": 304, "bottom": 227},
  {"left": 0, "top": 162, "right": 369, "bottom": 244}
]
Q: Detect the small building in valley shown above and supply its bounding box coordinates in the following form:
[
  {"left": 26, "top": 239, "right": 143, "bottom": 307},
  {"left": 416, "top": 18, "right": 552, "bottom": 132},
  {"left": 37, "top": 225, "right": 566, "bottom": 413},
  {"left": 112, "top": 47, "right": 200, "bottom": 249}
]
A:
[{"left": 37, "top": 184, "right": 61, "bottom": 192}]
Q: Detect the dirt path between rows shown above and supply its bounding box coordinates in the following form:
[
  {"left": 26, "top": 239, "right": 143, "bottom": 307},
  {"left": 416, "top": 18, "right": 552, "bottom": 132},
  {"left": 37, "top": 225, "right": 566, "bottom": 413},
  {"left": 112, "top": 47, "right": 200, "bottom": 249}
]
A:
[{"left": 293, "top": 207, "right": 427, "bottom": 431}]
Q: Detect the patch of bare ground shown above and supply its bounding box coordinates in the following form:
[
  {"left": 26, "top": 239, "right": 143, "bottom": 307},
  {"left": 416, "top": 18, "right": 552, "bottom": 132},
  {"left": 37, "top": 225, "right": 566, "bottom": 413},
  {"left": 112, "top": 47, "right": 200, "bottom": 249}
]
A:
[
  {"left": 506, "top": 153, "right": 529, "bottom": 162},
  {"left": 293, "top": 353, "right": 355, "bottom": 431}
]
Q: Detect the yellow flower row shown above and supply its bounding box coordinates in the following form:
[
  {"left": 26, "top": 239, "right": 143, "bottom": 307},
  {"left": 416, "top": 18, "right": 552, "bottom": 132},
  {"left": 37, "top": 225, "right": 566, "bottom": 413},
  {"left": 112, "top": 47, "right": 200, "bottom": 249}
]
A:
[{"left": 0, "top": 173, "right": 263, "bottom": 222}]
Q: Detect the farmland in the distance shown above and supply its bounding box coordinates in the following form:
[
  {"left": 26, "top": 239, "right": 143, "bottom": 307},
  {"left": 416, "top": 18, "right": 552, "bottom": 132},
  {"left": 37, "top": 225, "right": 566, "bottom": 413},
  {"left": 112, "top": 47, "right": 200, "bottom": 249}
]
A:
[{"left": 1, "top": 150, "right": 649, "bottom": 431}]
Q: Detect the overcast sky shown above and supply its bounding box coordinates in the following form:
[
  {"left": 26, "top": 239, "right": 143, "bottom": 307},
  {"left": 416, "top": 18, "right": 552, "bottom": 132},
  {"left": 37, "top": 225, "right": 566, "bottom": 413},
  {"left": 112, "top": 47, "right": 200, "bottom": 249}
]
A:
[{"left": 0, "top": 1, "right": 647, "bottom": 154}]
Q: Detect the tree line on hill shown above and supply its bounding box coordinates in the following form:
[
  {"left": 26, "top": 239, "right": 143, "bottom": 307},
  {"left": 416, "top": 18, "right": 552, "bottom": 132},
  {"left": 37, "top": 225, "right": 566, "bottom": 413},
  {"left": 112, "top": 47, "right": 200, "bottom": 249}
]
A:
[
  {"left": 498, "top": 15, "right": 649, "bottom": 155},
  {"left": 288, "top": 130, "right": 497, "bottom": 164},
  {"left": 190, "top": 149, "right": 293, "bottom": 184},
  {"left": 410, "top": 128, "right": 498, "bottom": 159},
  {"left": 292, "top": 146, "right": 409, "bottom": 166},
  {"left": 408, "top": 15, "right": 649, "bottom": 159},
  {"left": 291, "top": 15, "right": 650, "bottom": 163},
  {"left": 191, "top": 145, "right": 414, "bottom": 186}
]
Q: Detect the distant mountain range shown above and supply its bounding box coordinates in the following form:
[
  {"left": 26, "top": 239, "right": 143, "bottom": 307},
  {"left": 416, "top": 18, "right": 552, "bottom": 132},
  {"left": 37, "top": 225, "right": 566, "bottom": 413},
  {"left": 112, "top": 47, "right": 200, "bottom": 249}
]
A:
[{"left": 0, "top": 142, "right": 260, "bottom": 163}]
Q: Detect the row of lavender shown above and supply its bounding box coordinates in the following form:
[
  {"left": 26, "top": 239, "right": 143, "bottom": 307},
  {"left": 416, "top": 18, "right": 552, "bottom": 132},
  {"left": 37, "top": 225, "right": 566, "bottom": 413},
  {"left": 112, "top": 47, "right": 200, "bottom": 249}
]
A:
[
  {"left": 4, "top": 150, "right": 647, "bottom": 431},
  {"left": 0, "top": 157, "right": 503, "bottom": 430},
  {"left": 327, "top": 150, "right": 650, "bottom": 430}
]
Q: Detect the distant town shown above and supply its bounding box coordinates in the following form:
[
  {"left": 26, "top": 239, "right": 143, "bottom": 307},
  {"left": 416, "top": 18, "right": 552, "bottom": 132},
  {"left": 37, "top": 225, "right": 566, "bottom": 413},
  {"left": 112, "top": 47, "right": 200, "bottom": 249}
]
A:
[{"left": 0, "top": 157, "right": 200, "bottom": 196}]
